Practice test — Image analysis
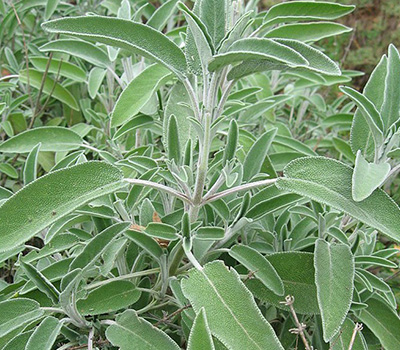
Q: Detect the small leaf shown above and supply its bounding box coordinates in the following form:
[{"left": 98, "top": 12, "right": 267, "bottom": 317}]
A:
[
  {"left": 196, "top": 227, "right": 224, "bottom": 240},
  {"left": 314, "top": 239, "right": 355, "bottom": 342},
  {"left": 19, "top": 69, "right": 79, "bottom": 110},
  {"left": 125, "top": 229, "right": 164, "bottom": 261},
  {"left": 229, "top": 245, "right": 284, "bottom": 296},
  {"left": 26, "top": 316, "right": 62, "bottom": 350},
  {"left": 167, "top": 115, "right": 181, "bottom": 163},
  {"left": 147, "top": 0, "right": 179, "bottom": 31},
  {"left": 277, "top": 157, "right": 400, "bottom": 242},
  {"left": 188, "top": 308, "right": 215, "bottom": 350},
  {"left": 44, "top": 0, "right": 61, "bottom": 20},
  {"left": 222, "top": 119, "right": 238, "bottom": 164},
  {"left": 0, "top": 162, "right": 124, "bottom": 251},
  {"left": 106, "top": 309, "right": 180, "bottom": 350},
  {"left": 112, "top": 64, "right": 172, "bottom": 127},
  {"left": 23, "top": 143, "right": 41, "bottom": 185},
  {"left": 357, "top": 297, "right": 400, "bottom": 350},
  {"left": 88, "top": 67, "right": 106, "bottom": 99},
  {"left": 352, "top": 151, "right": 390, "bottom": 201},
  {"left": 243, "top": 128, "right": 277, "bottom": 181},
  {"left": 0, "top": 299, "right": 44, "bottom": 337},
  {"left": 0, "top": 127, "right": 82, "bottom": 153},
  {"left": 145, "top": 222, "right": 179, "bottom": 241},
  {"left": 42, "top": 16, "right": 187, "bottom": 77},
  {"left": 181, "top": 261, "right": 284, "bottom": 350},
  {"left": 77, "top": 281, "right": 140, "bottom": 315}
]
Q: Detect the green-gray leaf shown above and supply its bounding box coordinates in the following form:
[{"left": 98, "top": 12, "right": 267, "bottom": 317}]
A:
[
  {"left": 188, "top": 308, "right": 215, "bottom": 350},
  {"left": 181, "top": 261, "right": 284, "bottom": 350},
  {"left": 314, "top": 239, "right": 354, "bottom": 342},
  {"left": 229, "top": 245, "right": 284, "bottom": 296},
  {"left": 42, "top": 16, "right": 187, "bottom": 77},
  {"left": 0, "top": 127, "right": 82, "bottom": 153},
  {"left": 106, "top": 309, "right": 180, "bottom": 349},
  {"left": 352, "top": 151, "right": 390, "bottom": 202},
  {"left": 0, "top": 161, "right": 124, "bottom": 251},
  {"left": 26, "top": 316, "right": 62, "bottom": 350},
  {"left": 112, "top": 64, "right": 173, "bottom": 127},
  {"left": 277, "top": 157, "right": 400, "bottom": 242},
  {"left": 77, "top": 281, "right": 140, "bottom": 315}
]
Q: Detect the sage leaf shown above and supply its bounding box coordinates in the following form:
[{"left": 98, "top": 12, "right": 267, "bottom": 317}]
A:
[
  {"left": 188, "top": 308, "right": 215, "bottom": 350},
  {"left": 42, "top": 16, "right": 187, "bottom": 77},
  {"left": 247, "top": 252, "right": 319, "bottom": 314},
  {"left": 0, "top": 161, "right": 124, "bottom": 251},
  {"left": 0, "top": 299, "right": 44, "bottom": 337},
  {"left": 106, "top": 309, "right": 180, "bottom": 349},
  {"left": 112, "top": 64, "right": 173, "bottom": 127},
  {"left": 0, "top": 127, "right": 82, "bottom": 153},
  {"left": 23, "top": 143, "right": 41, "bottom": 185},
  {"left": 77, "top": 281, "right": 140, "bottom": 315},
  {"left": 229, "top": 245, "right": 284, "bottom": 296},
  {"left": 181, "top": 261, "right": 284, "bottom": 350},
  {"left": 26, "top": 316, "right": 62, "bottom": 350},
  {"left": 19, "top": 69, "right": 79, "bottom": 110},
  {"left": 314, "top": 239, "right": 355, "bottom": 342},
  {"left": 277, "top": 157, "right": 400, "bottom": 242},
  {"left": 357, "top": 297, "right": 400, "bottom": 350},
  {"left": 30, "top": 57, "right": 86, "bottom": 82},
  {"left": 352, "top": 150, "right": 390, "bottom": 202}
]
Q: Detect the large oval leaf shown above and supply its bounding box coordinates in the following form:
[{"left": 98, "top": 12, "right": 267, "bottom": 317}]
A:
[
  {"left": 277, "top": 157, "right": 400, "bottom": 242},
  {"left": 0, "top": 161, "right": 124, "bottom": 251},
  {"left": 0, "top": 127, "right": 82, "bottom": 153},
  {"left": 314, "top": 239, "right": 354, "bottom": 342},
  {"left": 247, "top": 252, "right": 319, "bottom": 314},
  {"left": 42, "top": 16, "right": 187, "bottom": 77},
  {"left": 77, "top": 281, "right": 141, "bottom": 315},
  {"left": 181, "top": 261, "right": 284, "bottom": 350}
]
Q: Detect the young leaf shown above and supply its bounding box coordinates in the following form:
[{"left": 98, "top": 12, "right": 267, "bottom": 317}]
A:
[
  {"left": 147, "top": 0, "right": 179, "bottom": 31},
  {"left": 77, "top": 281, "right": 141, "bottom": 315},
  {"left": 340, "top": 86, "right": 384, "bottom": 147},
  {"left": 181, "top": 261, "right": 284, "bottom": 350},
  {"left": 350, "top": 56, "right": 387, "bottom": 160},
  {"left": 23, "top": 143, "right": 41, "bottom": 185},
  {"left": 314, "top": 239, "right": 355, "bottom": 342},
  {"left": 167, "top": 115, "right": 181, "bottom": 163},
  {"left": 42, "top": 16, "right": 187, "bottom": 77},
  {"left": 125, "top": 229, "right": 164, "bottom": 261},
  {"left": 40, "top": 39, "right": 111, "bottom": 68},
  {"left": 380, "top": 44, "right": 400, "bottom": 130},
  {"left": 229, "top": 245, "right": 284, "bottom": 296},
  {"left": 145, "top": 222, "right": 179, "bottom": 241},
  {"left": 243, "top": 128, "right": 277, "bottom": 181},
  {"left": 0, "top": 299, "right": 44, "bottom": 337},
  {"left": 188, "top": 308, "right": 215, "bottom": 350},
  {"left": 196, "top": 227, "right": 225, "bottom": 240},
  {"left": 357, "top": 297, "right": 400, "bottom": 350},
  {"left": 88, "top": 67, "right": 106, "bottom": 99},
  {"left": 352, "top": 151, "right": 390, "bottom": 202},
  {"left": 19, "top": 69, "right": 79, "bottom": 110},
  {"left": 25, "top": 316, "right": 62, "bottom": 350},
  {"left": 0, "top": 162, "right": 124, "bottom": 251},
  {"left": 44, "top": 0, "right": 61, "bottom": 20},
  {"left": 199, "top": 0, "right": 226, "bottom": 47},
  {"left": 0, "top": 127, "right": 82, "bottom": 153},
  {"left": 222, "top": 119, "right": 239, "bottom": 164},
  {"left": 112, "top": 64, "right": 172, "bottom": 127},
  {"left": 247, "top": 252, "right": 319, "bottom": 314},
  {"left": 106, "top": 309, "right": 180, "bottom": 350},
  {"left": 277, "top": 157, "right": 400, "bottom": 242}
]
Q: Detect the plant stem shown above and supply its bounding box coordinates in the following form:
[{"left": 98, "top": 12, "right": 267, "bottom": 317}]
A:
[{"left": 348, "top": 323, "right": 363, "bottom": 350}]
